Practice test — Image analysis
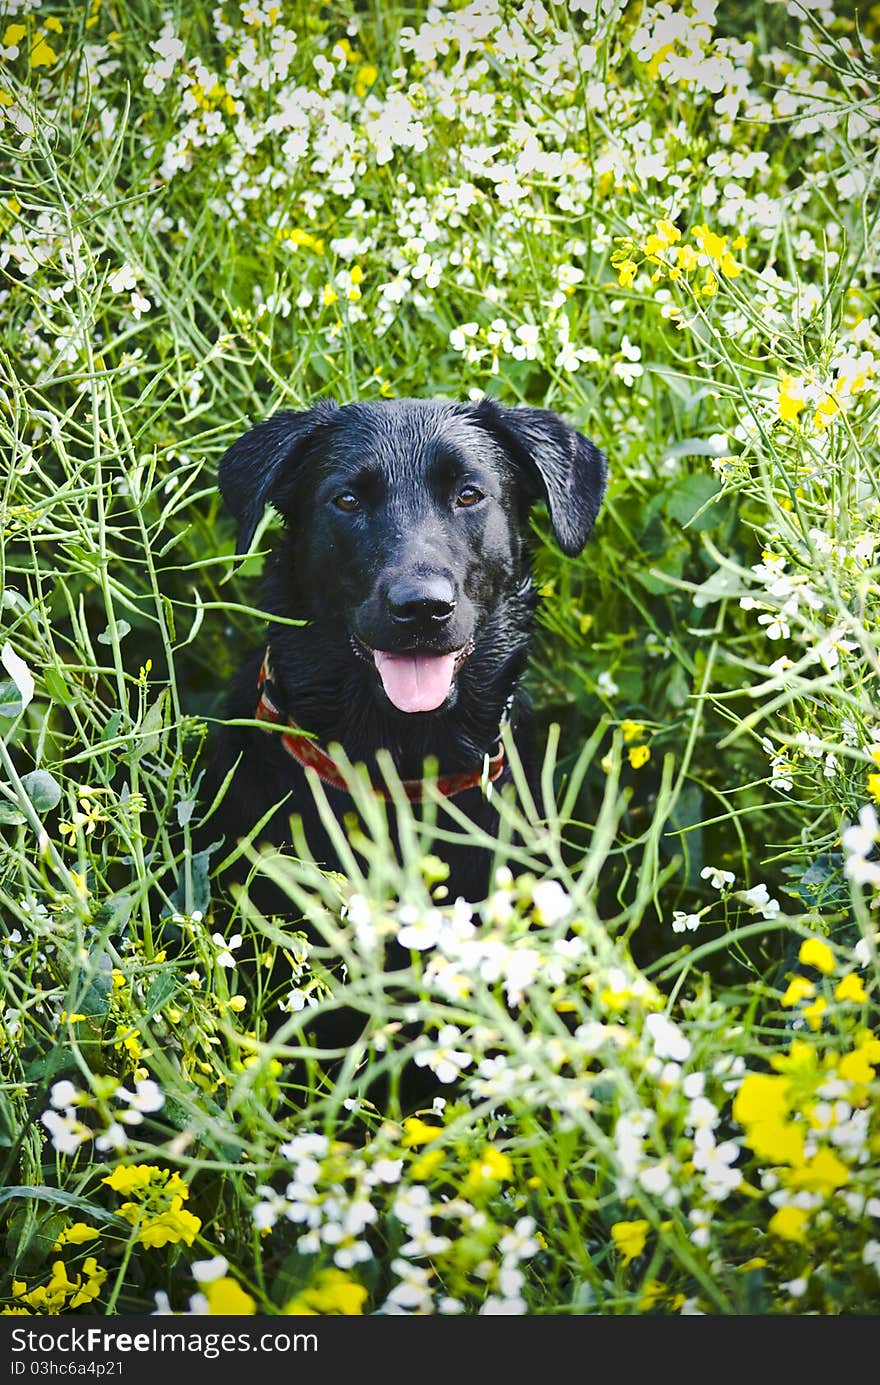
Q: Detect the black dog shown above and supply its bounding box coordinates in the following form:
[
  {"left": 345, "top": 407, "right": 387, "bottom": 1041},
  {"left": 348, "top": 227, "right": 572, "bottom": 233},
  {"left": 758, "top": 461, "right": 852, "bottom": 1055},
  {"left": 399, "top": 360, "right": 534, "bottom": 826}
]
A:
[{"left": 200, "top": 396, "right": 606, "bottom": 909}]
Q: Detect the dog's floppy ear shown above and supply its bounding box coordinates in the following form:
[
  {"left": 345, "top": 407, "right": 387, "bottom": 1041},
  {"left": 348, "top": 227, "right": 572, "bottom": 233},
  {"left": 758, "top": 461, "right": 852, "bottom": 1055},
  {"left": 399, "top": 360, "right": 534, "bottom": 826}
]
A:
[
  {"left": 218, "top": 400, "right": 339, "bottom": 555},
  {"left": 473, "top": 399, "right": 607, "bottom": 556}
]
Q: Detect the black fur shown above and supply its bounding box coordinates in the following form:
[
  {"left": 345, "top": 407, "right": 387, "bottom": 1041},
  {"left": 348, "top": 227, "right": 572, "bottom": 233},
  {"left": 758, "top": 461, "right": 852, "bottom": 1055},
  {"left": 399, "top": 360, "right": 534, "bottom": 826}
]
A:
[{"left": 199, "top": 396, "right": 607, "bottom": 908}]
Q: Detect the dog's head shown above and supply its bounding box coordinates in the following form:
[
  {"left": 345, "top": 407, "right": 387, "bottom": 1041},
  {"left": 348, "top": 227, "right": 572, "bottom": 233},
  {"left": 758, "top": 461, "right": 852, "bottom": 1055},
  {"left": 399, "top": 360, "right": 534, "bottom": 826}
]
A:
[{"left": 218, "top": 397, "right": 607, "bottom": 714}]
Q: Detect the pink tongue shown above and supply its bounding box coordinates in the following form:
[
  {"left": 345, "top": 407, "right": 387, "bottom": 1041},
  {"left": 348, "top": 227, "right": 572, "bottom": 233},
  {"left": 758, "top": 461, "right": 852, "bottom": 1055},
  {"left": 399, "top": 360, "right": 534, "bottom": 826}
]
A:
[{"left": 373, "top": 650, "right": 458, "bottom": 713}]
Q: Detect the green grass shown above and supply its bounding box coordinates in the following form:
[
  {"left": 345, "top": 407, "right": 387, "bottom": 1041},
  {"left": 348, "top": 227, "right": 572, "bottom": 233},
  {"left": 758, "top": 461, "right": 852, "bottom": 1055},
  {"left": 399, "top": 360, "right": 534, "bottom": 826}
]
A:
[{"left": 1, "top": 0, "right": 879, "bottom": 1316}]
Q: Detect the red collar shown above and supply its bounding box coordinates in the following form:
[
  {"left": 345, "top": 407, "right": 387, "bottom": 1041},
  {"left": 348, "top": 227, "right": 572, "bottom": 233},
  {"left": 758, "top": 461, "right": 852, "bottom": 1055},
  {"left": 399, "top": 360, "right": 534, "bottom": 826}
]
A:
[{"left": 254, "top": 652, "right": 505, "bottom": 803}]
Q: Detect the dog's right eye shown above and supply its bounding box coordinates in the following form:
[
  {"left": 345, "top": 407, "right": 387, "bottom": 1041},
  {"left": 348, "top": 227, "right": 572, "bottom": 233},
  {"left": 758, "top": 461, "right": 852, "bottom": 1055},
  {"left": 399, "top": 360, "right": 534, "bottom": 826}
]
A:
[{"left": 332, "top": 492, "right": 360, "bottom": 513}]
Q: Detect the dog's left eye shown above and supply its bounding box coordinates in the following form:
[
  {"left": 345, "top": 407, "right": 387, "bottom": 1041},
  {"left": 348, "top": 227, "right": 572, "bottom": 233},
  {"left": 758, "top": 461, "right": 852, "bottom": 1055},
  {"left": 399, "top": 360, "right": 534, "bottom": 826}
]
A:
[
  {"left": 456, "top": 485, "right": 484, "bottom": 508},
  {"left": 332, "top": 492, "right": 360, "bottom": 512}
]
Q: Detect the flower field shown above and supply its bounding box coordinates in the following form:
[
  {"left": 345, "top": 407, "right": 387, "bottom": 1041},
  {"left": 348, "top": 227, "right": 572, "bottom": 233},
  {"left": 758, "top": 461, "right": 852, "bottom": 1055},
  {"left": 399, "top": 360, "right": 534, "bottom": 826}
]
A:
[{"left": 1, "top": 0, "right": 880, "bottom": 1316}]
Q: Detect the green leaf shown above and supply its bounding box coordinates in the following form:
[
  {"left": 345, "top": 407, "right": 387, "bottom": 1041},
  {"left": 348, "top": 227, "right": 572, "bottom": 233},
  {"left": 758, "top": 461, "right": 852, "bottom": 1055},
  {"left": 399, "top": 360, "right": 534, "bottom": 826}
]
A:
[
  {"left": 665, "top": 474, "right": 722, "bottom": 530},
  {"left": 129, "top": 690, "right": 168, "bottom": 762},
  {"left": 76, "top": 949, "right": 114, "bottom": 1019},
  {"left": 97, "top": 619, "right": 132, "bottom": 644},
  {"left": 691, "top": 565, "right": 742, "bottom": 608},
  {"left": 0, "top": 680, "right": 23, "bottom": 718},
  {"left": 101, "top": 710, "right": 122, "bottom": 743},
  {"left": 172, "top": 845, "right": 215, "bottom": 915},
  {"left": 43, "top": 666, "right": 72, "bottom": 704},
  {"left": 0, "top": 1185, "right": 124, "bottom": 1222},
  {"left": 20, "top": 769, "right": 62, "bottom": 813},
  {"left": 5, "top": 1206, "right": 70, "bottom": 1276},
  {"left": 1, "top": 643, "right": 34, "bottom": 710}
]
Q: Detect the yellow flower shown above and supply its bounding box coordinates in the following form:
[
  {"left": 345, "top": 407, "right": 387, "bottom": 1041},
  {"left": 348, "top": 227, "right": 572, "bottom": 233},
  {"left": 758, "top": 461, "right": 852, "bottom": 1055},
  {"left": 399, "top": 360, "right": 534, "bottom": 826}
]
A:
[
  {"left": 463, "top": 1144, "right": 513, "bottom": 1194},
  {"left": 814, "top": 395, "right": 839, "bottom": 429},
  {"left": 113, "top": 1024, "right": 143, "bottom": 1061},
  {"left": 798, "top": 937, "right": 835, "bottom": 975},
  {"left": 691, "top": 223, "right": 728, "bottom": 262},
  {"left": 745, "top": 1115, "right": 805, "bottom": 1166},
  {"left": 402, "top": 1117, "right": 443, "bottom": 1147},
  {"left": 733, "top": 1073, "right": 807, "bottom": 1165},
  {"left": 203, "top": 1277, "right": 256, "bottom": 1315},
  {"left": 835, "top": 972, "right": 867, "bottom": 1004},
  {"left": 778, "top": 376, "right": 807, "bottom": 423},
  {"left": 3, "top": 22, "right": 26, "bottom": 46},
  {"left": 700, "top": 270, "right": 718, "bottom": 298},
  {"left": 30, "top": 37, "right": 57, "bottom": 68},
  {"left": 868, "top": 772, "right": 880, "bottom": 804},
  {"left": 411, "top": 1147, "right": 444, "bottom": 1180},
  {"left": 768, "top": 1205, "right": 809, "bottom": 1242},
  {"left": 278, "top": 227, "right": 324, "bottom": 254},
  {"left": 355, "top": 63, "right": 378, "bottom": 98},
  {"left": 645, "top": 216, "right": 682, "bottom": 259},
  {"left": 68, "top": 1259, "right": 107, "bottom": 1310},
  {"left": 785, "top": 1148, "right": 848, "bottom": 1195},
  {"left": 284, "top": 1269, "right": 367, "bottom": 1316},
  {"left": 616, "top": 259, "right": 638, "bottom": 288},
  {"left": 134, "top": 1199, "right": 201, "bottom": 1249},
  {"left": 657, "top": 218, "right": 680, "bottom": 245},
  {"left": 620, "top": 719, "right": 645, "bottom": 742},
  {"left": 103, "top": 1164, "right": 159, "bottom": 1196},
  {"left": 56, "top": 1222, "right": 100, "bottom": 1247},
  {"left": 638, "top": 1279, "right": 666, "bottom": 1310},
  {"left": 611, "top": 1219, "right": 649, "bottom": 1266},
  {"left": 780, "top": 975, "right": 815, "bottom": 1007},
  {"left": 838, "top": 1032, "right": 880, "bottom": 1086},
  {"left": 645, "top": 42, "right": 674, "bottom": 79},
  {"left": 628, "top": 744, "right": 650, "bottom": 769},
  {"left": 802, "top": 995, "right": 827, "bottom": 1031},
  {"left": 103, "top": 1164, "right": 190, "bottom": 1201}
]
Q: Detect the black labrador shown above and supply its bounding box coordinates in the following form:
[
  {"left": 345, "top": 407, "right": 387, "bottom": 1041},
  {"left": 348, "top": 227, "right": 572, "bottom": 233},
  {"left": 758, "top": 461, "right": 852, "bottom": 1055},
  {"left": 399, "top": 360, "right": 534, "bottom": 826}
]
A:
[{"left": 199, "top": 396, "right": 606, "bottom": 909}]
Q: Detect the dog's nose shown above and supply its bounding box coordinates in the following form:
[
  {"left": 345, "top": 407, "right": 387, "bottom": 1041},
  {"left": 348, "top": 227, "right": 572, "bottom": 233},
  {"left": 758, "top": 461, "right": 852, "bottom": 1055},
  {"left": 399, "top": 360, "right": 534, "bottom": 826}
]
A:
[{"left": 386, "top": 574, "right": 456, "bottom": 625}]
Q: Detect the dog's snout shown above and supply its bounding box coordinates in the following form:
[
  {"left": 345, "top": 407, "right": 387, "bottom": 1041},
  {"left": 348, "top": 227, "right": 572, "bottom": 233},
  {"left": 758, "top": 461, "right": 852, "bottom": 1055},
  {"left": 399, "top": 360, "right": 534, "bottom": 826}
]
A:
[{"left": 386, "top": 573, "right": 457, "bottom": 625}]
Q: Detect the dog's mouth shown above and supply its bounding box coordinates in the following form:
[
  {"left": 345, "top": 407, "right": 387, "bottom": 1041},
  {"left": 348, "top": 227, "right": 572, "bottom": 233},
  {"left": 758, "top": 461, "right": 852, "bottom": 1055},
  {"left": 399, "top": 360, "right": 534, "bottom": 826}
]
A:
[{"left": 351, "top": 636, "right": 474, "bottom": 713}]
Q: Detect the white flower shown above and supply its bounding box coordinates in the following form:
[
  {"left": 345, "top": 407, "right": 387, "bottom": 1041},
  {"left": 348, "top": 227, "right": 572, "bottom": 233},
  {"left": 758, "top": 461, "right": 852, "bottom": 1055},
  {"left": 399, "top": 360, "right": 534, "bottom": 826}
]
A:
[
  {"left": 842, "top": 805, "right": 880, "bottom": 886},
  {"left": 644, "top": 1012, "right": 691, "bottom": 1063},
  {"left": 639, "top": 1163, "right": 673, "bottom": 1197},
  {"left": 672, "top": 910, "right": 701, "bottom": 933},
  {"left": 413, "top": 1024, "right": 473, "bottom": 1084},
  {"left": 116, "top": 1079, "right": 164, "bottom": 1114},
  {"left": 499, "top": 1217, "right": 539, "bottom": 1262},
  {"left": 109, "top": 262, "right": 138, "bottom": 293},
  {"left": 384, "top": 1259, "right": 433, "bottom": 1313},
  {"left": 279, "top": 1132, "right": 329, "bottom": 1163},
  {"left": 693, "top": 1130, "right": 741, "bottom": 1199},
  {"left": 41, "top": 1108, "right": 90, "bottom": 1155},
  {"left": 130, "top": 289, "right": 152, "bottom": 319},
  {"left": 192, "top": 1256, "right": 228, "bottom": 1283},
  {"left": 369, "top": 1158, "right": 404, "bottom": 1185},
  {"left": 597, "top": 670, "right": 619, "bottom": 697},
  {"left": 700, "top": 866, "right": 735, "bottom": 889},
  {"left": 396, "top": 906, "right": 442, "bottom": 951},
  {"left": 782, "top": 1276, "right": 808, "bottom": 1298},
  {"left": 50, "top": 1080, "right": 80, "bottom": 1109},
  {"left": 212, "top": 932, "right": 243, "bottom": 968},
  {"left": 735, "top": 883, "right": 781, "bottom": 919},
  {"left": 531, "top": 879, "right": 572, "bottom": 925},
  {"left": 95, "top": 1122, "right": 129, "bottom": 1153}
]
